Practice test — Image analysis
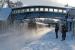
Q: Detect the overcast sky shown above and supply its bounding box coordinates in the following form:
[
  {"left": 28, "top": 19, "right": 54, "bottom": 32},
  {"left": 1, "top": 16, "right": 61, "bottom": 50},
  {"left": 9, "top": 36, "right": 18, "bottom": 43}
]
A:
[{"left": 10, "top": 0, "right": 75, "bottom": 7}]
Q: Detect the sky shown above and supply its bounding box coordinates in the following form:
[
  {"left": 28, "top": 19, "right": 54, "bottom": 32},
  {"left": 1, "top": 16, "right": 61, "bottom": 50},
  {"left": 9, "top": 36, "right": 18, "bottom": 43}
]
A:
[{"left": 10, "top": 0, "right": 75, "bottom": 7}]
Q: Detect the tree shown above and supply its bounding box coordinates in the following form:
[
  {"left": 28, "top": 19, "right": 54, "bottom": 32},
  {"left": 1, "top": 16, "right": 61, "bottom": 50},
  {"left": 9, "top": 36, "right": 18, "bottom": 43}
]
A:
[{"left": 15, "top": 1, "right": 23, "bottom": 8}]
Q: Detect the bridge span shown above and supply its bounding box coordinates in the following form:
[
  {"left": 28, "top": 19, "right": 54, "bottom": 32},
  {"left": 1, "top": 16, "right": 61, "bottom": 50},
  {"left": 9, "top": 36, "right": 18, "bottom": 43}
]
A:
[
  {"left": 7, "top": 6, "right": 74, "bottom": 32},
  {"left": 10, "top": 6, "right": 68, "bottom": 21}
]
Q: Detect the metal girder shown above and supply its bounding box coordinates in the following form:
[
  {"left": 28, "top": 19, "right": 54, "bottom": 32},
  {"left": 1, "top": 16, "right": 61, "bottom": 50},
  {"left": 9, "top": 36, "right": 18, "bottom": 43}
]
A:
[{"left": 15, "top": 12, "right": 66, "bottom": 20}]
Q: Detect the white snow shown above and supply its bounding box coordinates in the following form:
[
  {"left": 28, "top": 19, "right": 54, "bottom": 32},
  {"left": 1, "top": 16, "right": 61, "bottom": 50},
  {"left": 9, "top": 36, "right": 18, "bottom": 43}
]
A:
[
  {"left": 21, "top": 29, "right": 75, "bottom": 50},
  {"left": 0, "top": 23, "right": 75, "bottom": 50}
]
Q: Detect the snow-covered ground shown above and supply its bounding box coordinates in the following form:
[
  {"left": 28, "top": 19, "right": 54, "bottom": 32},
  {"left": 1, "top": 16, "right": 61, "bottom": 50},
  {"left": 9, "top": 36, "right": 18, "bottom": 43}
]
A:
[
  {"left": 21, "top": 29, "right": 75, "bottom": 50},
  {"left": 0, "top": 23, "right": 75, "bottom": 50}
]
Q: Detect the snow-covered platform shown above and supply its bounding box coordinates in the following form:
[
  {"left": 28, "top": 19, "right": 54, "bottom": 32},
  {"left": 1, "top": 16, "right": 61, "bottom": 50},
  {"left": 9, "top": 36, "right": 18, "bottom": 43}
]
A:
[
  {"left": 0, "top": 25, "right": 74, "bottom": 50},
  {"left": 22, "top": 30, "right": 75, "bottom": 50}
]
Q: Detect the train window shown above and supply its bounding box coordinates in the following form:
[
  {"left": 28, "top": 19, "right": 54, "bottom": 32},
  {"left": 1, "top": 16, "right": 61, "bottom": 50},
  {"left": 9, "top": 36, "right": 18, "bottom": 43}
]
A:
[
  {"left": 63, "top": 10, "right": 67, "bottom": 13},
  {"left": 58, "top": 9, "right": 63, "bottom": 13},
  {"left": 26, "top": 8, "right": 29, "bottom": 12},
  {"left": 49, "top": 8, "right": 53, "bottom": 12},
  {"left": 45, "top": 8, "right": 48, "bottom": 11},
  {"left": 15, "top": 10, "right": 18, "bottom": 13},
  {"left": 40, "top": 8, "right": 44, "bottom": 11},
  {"left": 14, "top": 10, "right": 16, "bottom": 14},
  {"left": 30, "top": 8, "right": 34, "bottom": 11},
  {"left": 17, "top": 10, "right": 21, "bottom": 13},
  {"left": 54, "top": 9, "right": 58, "bottom": 12},
  {"left": 35, "top": 8, "right": 39, "bottom": 11},
  {"left": 21, "top": 9, "right": 25, "bottom": 13},
  {"left": 24, "top": 9, "right": 27, "bottom": 12},
  {"left": 12, "top": 10, "right": 15, "bottom": 14}
]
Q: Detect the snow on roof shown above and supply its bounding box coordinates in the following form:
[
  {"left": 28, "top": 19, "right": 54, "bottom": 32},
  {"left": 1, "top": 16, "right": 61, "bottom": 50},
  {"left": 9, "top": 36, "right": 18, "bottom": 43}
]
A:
[{"left": 0, "top": 8, "right": 11, "bottom": 21}]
